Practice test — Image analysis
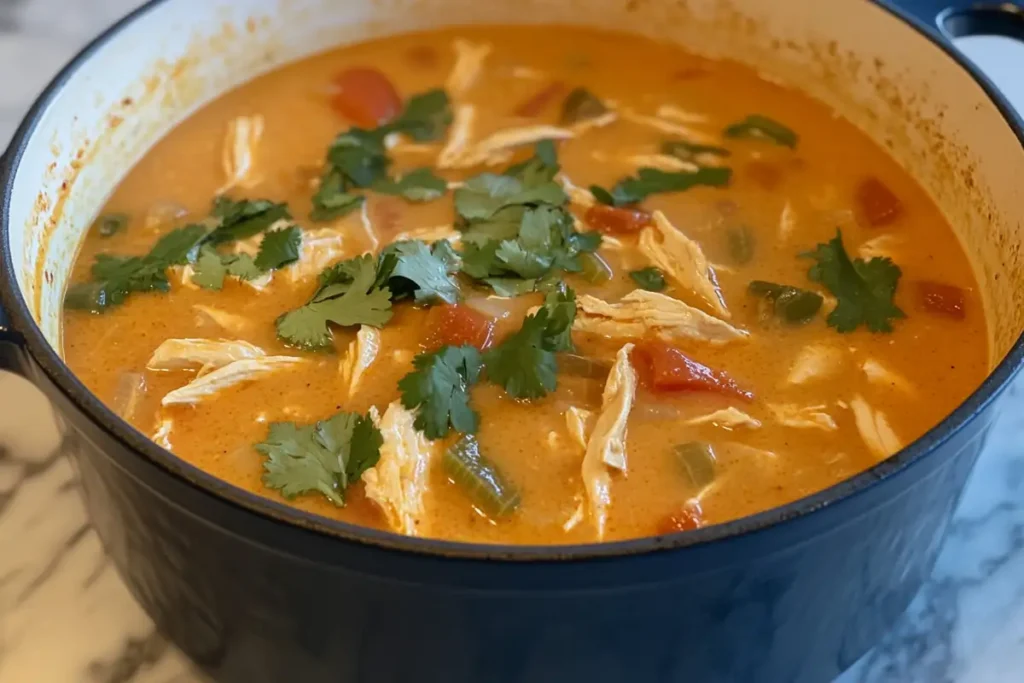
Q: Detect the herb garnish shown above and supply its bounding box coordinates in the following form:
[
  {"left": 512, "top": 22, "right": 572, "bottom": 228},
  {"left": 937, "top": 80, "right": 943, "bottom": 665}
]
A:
[
  {"left": 747, "top": 280, "right": 823, "bottom": 325},
  {"left": 398, "top": 344, "right": 483, "bottom": 439},
  {"left": 723, "top": 115, "right": 798, "bottom": 148},
  {"left": 629, "top": 266, "right": 667, "bottom": 291},
  {"left": 801, "top": 230, "right": 904, "bottom": 332},
  {"left": 590, "top": 166, "right": 732, "bottom": 207},
  {"left": 661, "top": 140, "right": 731, "bottom": 162},
  {"left": 192, "top": 225, "right": 303, "bottom": 290},
  {"left": 255, "top": 410, "right": 383, "bottom": 505},
  {"left": 374, "top": 167, "right": 448, "bottom": 202}
]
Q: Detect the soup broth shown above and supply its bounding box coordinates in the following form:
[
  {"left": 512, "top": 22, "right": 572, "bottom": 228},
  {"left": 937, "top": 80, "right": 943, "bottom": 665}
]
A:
[{"left": 62, "top": 26, "right": 988, "bottom": 544}]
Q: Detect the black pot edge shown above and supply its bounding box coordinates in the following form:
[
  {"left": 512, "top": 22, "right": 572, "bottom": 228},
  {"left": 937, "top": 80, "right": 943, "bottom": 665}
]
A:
[{"left": 0, "top": 0, "right": 1022, "bottom": 562}]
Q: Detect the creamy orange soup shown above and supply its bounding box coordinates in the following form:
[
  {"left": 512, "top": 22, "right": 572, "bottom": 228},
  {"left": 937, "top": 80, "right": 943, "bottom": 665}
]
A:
[{"left": 62, "top": 26, "right": 987, "bottom": 544}]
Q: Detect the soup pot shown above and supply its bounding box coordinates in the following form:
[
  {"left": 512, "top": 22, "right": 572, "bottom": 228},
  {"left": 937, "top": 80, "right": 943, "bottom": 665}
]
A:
[{"left": 1, "top": 1, "right": 1023, "bottom": 681}]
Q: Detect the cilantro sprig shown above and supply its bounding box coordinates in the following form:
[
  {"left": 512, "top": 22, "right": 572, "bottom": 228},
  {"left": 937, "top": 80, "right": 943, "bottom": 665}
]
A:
[
  {"left": 255, "top": 410, "right": 383, "bottom": 505},
  {"left": 802, "top": 230, "right": 904, "bottom": 333},
  {"left": 590, "top": 166, "right": 732, "bottom": 207},
  {"left": 276, "top": 239, "right": 460, "bottom": 350},
  {"left": 398, "top": 345, "right": 483, "bottom": 439},
  {"left": 193, "top": 225, "right": 302, "bottom": 290}
]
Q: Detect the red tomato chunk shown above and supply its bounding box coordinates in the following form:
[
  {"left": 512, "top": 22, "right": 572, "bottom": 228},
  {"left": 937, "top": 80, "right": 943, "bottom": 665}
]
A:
[
  {"left": 424, "top": 305, "right": 496, "bottom": 350},
  {"left": 330, "top": 68, "right": 402, "bottom": 128},
  {"left": 917, "top": 280, "right": 966, "bottom": 319},
  {"left": 632, "top": 340, "right": 753, "bottom": 400},
  {"left": 584, "top": 204, "right": 652, "bottom": 234},
  {"left": 656, "top": 500, "right": 705, "bottom": 534},
  {"left": 855, "top": 177, "right": 904, "bottom": 227}
]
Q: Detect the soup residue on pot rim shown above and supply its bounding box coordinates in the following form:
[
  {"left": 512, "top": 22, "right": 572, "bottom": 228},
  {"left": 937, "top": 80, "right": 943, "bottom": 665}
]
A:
[{"left": 62, "top": 26, "right": 987, "bottom": 544}]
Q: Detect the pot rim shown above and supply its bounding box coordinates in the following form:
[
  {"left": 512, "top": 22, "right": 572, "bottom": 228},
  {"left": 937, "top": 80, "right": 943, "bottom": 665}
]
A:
[{"left": 2, "top": 0, "right": 1023, "bottom": 562}]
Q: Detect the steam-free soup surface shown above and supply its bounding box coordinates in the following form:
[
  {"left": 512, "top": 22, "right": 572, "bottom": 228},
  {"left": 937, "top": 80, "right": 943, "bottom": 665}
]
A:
[{"left": 62, "top": 26, "right": 988, "bottom": 544}]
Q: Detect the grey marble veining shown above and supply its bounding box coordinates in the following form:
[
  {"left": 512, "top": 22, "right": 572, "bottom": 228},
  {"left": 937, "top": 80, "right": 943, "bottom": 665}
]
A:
[{"left": 0, "top": 1, "right": 1022, "bottom": 681}]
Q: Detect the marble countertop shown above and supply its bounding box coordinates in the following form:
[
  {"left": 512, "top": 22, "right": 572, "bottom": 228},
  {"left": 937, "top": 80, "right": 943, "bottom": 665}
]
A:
[{"left": 0, "top": 1, "right": 1022, "bottom": 681}]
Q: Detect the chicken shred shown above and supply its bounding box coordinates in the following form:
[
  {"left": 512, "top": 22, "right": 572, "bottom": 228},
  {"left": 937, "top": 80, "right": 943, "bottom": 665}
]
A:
[
  {"left": 862, "top": 358, "right": 916, "bottom": 395},
  {"left": 559, "top": 174, "right": 597, "bottom": 210},
  {"left": 626, "top": 154, "right": 699, "bottom": 173},
  {"left": 147, "top": 338, "right": 266, "bottom": 373},
  {"left": 569, "top": 110, "right": 618, "bottom": 135},
  {"left": 443, "top": 124, "right": 575, "bottom": 169},
  {"left": 687, "top": 407, "right": 762, "bottom": 429},
  {"left": 640, "top": 211, "right": 730, "bottom": 318},
  {"left": 574, "top": 289, "right": 749, "bottom": 345},
  {"left": 786, "top": 345, "right": 845, "bottom": 385},
  {"left": 393, "top": 225, "right": 461, "bottom": 245},
  {"left": 778, "top": 201, "right": 797, "bottom": 241},
  {"left": 152, "top": 418, "right": 173, "bottom": 451},
  {"left": 218, "top": 115, "right": 264, "bottom": 194},
  {"left": 339, "top": 326, "right": 381, "bottom": 398},
  {"left": 287, "top": 228, "right": 347, "bottom": 282},
  {"left": 581, "top": 344, "right": 636, "bottom": 539},
  {"left": 565, "top": 406, "right": 594, "bottom": 450},
  {"left": 621, "top": 108, "right": 720, "bottom": 145},
  {"left": 850, "top": 395, "right": 903, "bottom": 459},
  {"left": 438, "top": 104, "right": 476, "bottom": 169},
  {"left": 171, "top": 265, "right": 199, "bottom": 290},
  {"left": 858, "top": 233, "right": 902, "bottom": 260},
  {"left": 446, "top": 39, "right": 492, "bottom": 95},
  {"left": 161, "top": 357, "right": 304, "bottom": 406},
  {"left": 768, "top": 403, "right": 838, "bottom": 431},
  {"left": 655, "top": 104, "right": 710, "bottom": 124},
  {"left": 362, "top": 401, "right": 436, "bottom": 536}
]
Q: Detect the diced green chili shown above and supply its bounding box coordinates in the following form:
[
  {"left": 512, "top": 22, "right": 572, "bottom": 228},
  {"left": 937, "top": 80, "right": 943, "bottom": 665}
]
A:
[
  {"left": 579, "top": 251, "right": 613, "bottom": 284},
  {"left": 673, "top": 441, "right": 717, "bottom": 488},
  {"left": 444, "top": 435, "right": 520, "bottom": 517},
  {"left": 747, "top": 280, "right": 823, "bottom": 324},
  {"left": 724, "top": 114, "right": 798, "bottom": 148},
  {"left": 560, "top": 88, "right": 608, "bottom": 125},
  {"left": 726, "top": 225, "right": 756, "bottom": 265},
  {"left": 96, "top": 213, "right": 129, "bottom": 238}
]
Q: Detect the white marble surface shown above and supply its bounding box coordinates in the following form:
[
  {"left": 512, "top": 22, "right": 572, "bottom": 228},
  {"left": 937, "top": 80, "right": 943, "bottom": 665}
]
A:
[{"left": 0, "top": 1, "right": 1022, "bottom": 681}]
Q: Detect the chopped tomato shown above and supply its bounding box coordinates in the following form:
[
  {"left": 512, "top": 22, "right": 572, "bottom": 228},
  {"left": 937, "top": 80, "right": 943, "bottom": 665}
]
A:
[
  {"left": 513, "top": 81, "right": 567, "bottom": 117},
  {"left": 329, "top": 68, "right": 402, "bottom": 128},
  {"left": 656, "top": 500, "right": 704, "bottom": 534},
  {"left": 744, "top": 161, "right": 783, "bottom": 190},
  {"left": 424, "top": 304, "right": 496, "bottom": 350},
  {"left": 404, "top": 45, "right": 439, "bottom": 68},
  {"left": 583, "top": 204, "right": 652, "bottom": 234},
  {"left": 632, "top": 340, "right": 753, "bottom": 400},
  {"left": 917, "top": 280, "right": 966, "bottom": 319},
  {"left": 855, "top": 177, "right": 903, "bottom": 227},
  {"left": 372, "top": 197, "right": 403, "bottom": 236}
]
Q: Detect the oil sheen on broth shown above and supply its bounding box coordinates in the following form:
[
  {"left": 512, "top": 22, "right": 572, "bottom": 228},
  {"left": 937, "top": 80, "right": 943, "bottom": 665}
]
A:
[{"left": 61, "top": 26, "right": 988, "bottom": 544}]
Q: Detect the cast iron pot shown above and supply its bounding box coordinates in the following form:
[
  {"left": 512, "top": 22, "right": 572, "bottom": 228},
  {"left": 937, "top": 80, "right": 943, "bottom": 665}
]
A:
[{"left": 1, "top": 1, "right": 1023, "bottom": 681}]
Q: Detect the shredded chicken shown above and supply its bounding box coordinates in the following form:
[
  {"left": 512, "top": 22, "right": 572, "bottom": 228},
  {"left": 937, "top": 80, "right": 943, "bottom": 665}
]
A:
[
  {"left": 569, "top": 110, "right": 618, "bottom": 135},
  {"left": 778, "top": 201, "right": 797, "bottom": 241},
  {"left": 193, "top": 305, "right": 252, "bottom": 336},
  {"left": 339, "top": 326, "right": 381, "bottom": 398},
  {"left": 859, "top": 233, "right": 902, "bottom": 260},
  {"left": 359, "top": 200, "right": 380, "bottom": 252},
  {"left": 786, "top": 345, "right": 844, "bottom": 385},
  {"left": 510, "top": 65, "right": 545, "bottom": 80},
  {"left": 687, "top": 407, "right": 761, "bottom": 429},
  {"left": 362, "top": 402, "right": 436, "bottom": 536},
  {"left": 640, "top": 211, "right": 730, "bottom": 318},
  {"left": 393, "top": 225, "right": 461, "bottom": 245},
  {"left": 152, "top": 418, "right": 173, "bottom": 450},
  {"left": 161, "top": 357, "right": 304, "bottom": 406},
  {"left": 437, "top": 104, "right": 475, "bottom": 169},
  {"left": 446, "top": 39, "right": 491, "bottom": 95},
  {"left": 861, "top": 358, "right": 916, "bottom": 395},
  {"left": 218, "top": 115, "right": 264, "bottom": 194},
  {"left": 147, "top": 338, "right": 266, "bottom": 373},
  {"left": 621, "top": 108, "right": 720, "bottom": 145},
  {"left": 850, "top": 395, "right": 902, "bottom": 459},
  {"left": 171, "top": 264, "right": 198, "bottom": 290},
  {"left": 574, "top": 290, "right": 749, "bottom": 345},
  {"left": 559, "top": 174, "right": 597, "bottom": 210},
  {"left": 768, "top": 403, "right": 838, "bottom": 431},
  {"left": 655, "top": 104, "right": 709, "bottom": 124},
  {"left": 581, "top": 344, "right": 636, "bottom": 539},
  {"left": 626, "top": 154, "right": 699, "bottom": 173},
  {"left": 288, "top": 228, "right": 346, "bottom": 282},
  {"left": 563, "top": 502, "right": 586, "bottom": 532},
  {"left": 443, "top": 124, "right": 575, "bottom": 169},
  {"left": 565, "top": 406, "right": 594, "bottom": 450}
]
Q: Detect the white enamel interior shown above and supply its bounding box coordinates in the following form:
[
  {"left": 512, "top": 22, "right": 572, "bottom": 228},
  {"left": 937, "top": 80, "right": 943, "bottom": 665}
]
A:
[{"left": 6, "top": 0, "right": 1024, "bottom": 367}]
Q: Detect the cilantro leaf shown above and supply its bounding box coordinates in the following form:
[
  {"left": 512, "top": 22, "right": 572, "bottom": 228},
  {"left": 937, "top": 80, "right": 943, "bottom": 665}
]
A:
[
  {"left": 226, "top": 254, "right": 263, "bottom": 280},
  {"left": 327, "top": 128, "right": 392, "bottom": 188},
  {"left": 276, "top": 254, "right": 393, "bottom": 350},
  {"left": 629, "top": 267, "right": 667, "bottom": 291},
  {"left": 593, "top": 166, "right": 732, "bottom": 206},
  {"left": 483, "top": 277, "right": 538, "bottom": 297},
  {"left": 723, "top": 114, "right": 798, "bottom": 148},
  {"left": 254, "top": 225, "right": 302, "bottom": 271},
  {"left": 385, "top": 89, "right": 452, "bottom": 142},
  {"left": 454, "top": 174, "right": 566, "bottom": 221},
  {"left": 311, "top": 167, "right": 365, "bottom": 221},
  {"left": 399, "top": 345, "right": 483, "bottom": 439},
  {"left": 379, "top": 240, "right": 460, "bottom": 304},
  {"left": 255, "top": 410, "right": 382, "bottom": 505},
  {"left": 64, "top": 224, "right": 208, "bottom": 312},
  {"left": 374, "top": 167, "right": 448, "bottom": 202},
  {"left": 207, "top": 197, "right": 291, "bottom": 244},
  {"left": 191, "top": 246, "right": 229, "bottom": 290},
  {"left": 802, "top": 230, "right": 904, "bottom": 332},
  {"left": 482, "top": 288, "right": 576, "bottom": 398}
]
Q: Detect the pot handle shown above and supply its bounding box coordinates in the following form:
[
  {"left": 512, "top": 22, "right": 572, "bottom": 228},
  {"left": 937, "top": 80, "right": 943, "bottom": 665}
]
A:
[{"left": 883, "top": 0, "right": 1024, "bottom": 42}]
